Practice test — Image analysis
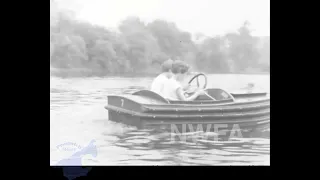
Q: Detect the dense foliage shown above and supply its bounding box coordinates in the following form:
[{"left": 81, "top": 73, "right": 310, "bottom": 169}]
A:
[{"left": 50, "top": 8, "right": 270, "bottom": 76}]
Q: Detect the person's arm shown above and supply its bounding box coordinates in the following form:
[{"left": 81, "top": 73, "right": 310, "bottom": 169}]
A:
[
  {"left": 182, "top": 84, "right": 190, "bottom": 91},
  {"left": 176, "top": 87, "right": 202, "bottom": 101}
]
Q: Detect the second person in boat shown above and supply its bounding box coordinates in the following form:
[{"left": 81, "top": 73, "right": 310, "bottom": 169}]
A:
[
  {"left": 162, "top": 60, "right": 206, "bottom": 101},
  {"left": 150, "top": 59, "right": 174, "bottom": 96},
  {"left": 150, "top": 58, "right": 190, "bottom": 96}
]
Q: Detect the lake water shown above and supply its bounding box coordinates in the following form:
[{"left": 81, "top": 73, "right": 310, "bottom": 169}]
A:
[{"left": 50, "top": 74, "right": 270, "bottom": 165}]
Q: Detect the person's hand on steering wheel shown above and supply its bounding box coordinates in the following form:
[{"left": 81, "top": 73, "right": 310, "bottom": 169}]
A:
[
  {"left": 182, "top": 84, "right": 191, "bottom": 91},
  {"left": 195, "top": 88, "right": 206, "bottom": 95}
]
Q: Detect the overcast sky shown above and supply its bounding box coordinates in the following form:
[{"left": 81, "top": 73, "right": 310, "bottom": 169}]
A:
[{"left": 55, "top": 0, "right": 270, "bottom": 37}]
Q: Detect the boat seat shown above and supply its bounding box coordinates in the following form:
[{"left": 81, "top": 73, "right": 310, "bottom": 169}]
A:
[
  {"left": 184, "top": 88, "right": 234, "bottom": 101},
  {"left": 132, "top": 90, "right": 170, "bottom": 104},
  {"left": 132, "top": 89, "right": 235, "bottom": 104}
]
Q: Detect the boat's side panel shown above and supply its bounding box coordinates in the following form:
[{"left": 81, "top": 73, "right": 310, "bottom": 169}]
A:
[
  {"left": 143, "top": 101, "right": 270, "bottom": 113},
  {"left": 106, "top": 88, "right": 270, "bottom": 133},
  {"left": 107, "top": 93, "right": 269, "bottom": 109},
  {"left": 107, "top": 95, "right": 149, "bottom": 113},
  {"left": 143, "top": 116, "right": 269, "bottom": 132},
  {"left": 140, "top": 114, "right": 270, "bottom": 124},
  {"left": 106, "top": 94, "right": 269, "bottom": 115},
  {"left": 108, "top": 109, "right": 269, "bottom": 132},
  {"left": 231, "top": 92, "right": 268, "bottom": 99},
  {"left": 146, "top": 98, "right": 269, "bottom": 108},
  {"left": 105, "top": 93, "right": 270, "bottom": 133},
  {"left": 108, "top": 111, "right": 144, "bottom": 128},
  {"left": 106, "top": 104, "right": 270, "bottom": 132},
  {"left": 105, "top": 102, "right": 270, "bottom": 120}
]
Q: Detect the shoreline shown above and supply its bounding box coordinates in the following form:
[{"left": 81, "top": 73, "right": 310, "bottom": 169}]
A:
[{"left": 50, "top": 68, "right": 270, "bottom": 78}]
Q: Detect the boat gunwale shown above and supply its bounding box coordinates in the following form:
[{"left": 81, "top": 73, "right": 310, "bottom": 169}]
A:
[
  {"left": 143, "top": 118, "right": 270, "bottom": 126},
  {"left": 107, "top": 94, "right": 270, "bottom": 107},
  {"left": 105, "top": 104, "right": 270, "bottom": 119},
  {"left": 143, "top": 102, "right": 270, "bottom": 112}
]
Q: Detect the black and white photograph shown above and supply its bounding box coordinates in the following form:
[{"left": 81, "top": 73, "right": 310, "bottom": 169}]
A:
[{"left": 50, "top": 0, "right": 270, "bottom": 169}]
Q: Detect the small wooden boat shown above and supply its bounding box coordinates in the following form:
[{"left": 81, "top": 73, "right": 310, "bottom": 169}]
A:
[{"left": 105, "top": 73, "right": 270, "bottom": 134}]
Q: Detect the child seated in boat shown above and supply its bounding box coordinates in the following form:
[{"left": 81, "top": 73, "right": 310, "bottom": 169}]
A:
[
  {"left": 241, "top": 83, "right": 255, "bottom": 93},
  {"left": 162, "top": 60, "right": 206, "bottom": 101},
  {"left": 150, "top": 59, "right": 174, "bottom": 96}
]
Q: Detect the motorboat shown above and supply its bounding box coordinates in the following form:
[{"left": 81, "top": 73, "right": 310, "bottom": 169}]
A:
[{"left": 104, "top": 73, "right": 270, "bottom": 134}]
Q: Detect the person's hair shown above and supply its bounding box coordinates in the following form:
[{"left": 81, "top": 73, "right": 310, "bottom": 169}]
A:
[
  {"left": 161, "top": 59, "right": 173, "bottom": 72},
  {"left": 171, "top": 60, "right": 190, "bottom": 74}
]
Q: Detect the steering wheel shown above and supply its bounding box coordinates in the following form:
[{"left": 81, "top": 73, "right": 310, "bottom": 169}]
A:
[{"left": 188, "top": 73, "right": 208, "bottom": 89}]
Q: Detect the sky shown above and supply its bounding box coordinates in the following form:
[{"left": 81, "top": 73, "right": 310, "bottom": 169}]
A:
[{"left": 54, "top": 0, "right": 270, "bottom": 37}]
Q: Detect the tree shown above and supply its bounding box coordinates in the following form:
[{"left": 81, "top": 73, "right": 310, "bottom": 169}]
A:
[
  {"left": 195, "top": 37, "right": 230, "bottom": 73},
  {"left": 225, "top": 21, "right": 261, "bottom": 72},
  {"left": 147, "top": 20, "right": 194, "bottom": 59},
  {"left": 119, "top": 17, "right": 162, "bottom": 72},
  {"left": 50, "top": 8, "right": 269, "bottom": 76}
]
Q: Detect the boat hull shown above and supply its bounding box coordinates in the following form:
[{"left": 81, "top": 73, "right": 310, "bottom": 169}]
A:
[
  {"left": 108, "top": 110, "right": 270, "bottom": 133},
  {"left": 105, "top": 89, "right": 270, "bottom": 133}
]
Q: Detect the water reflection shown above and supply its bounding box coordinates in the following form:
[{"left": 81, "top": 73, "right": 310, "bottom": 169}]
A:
[
  {"left": 103, "top": 126, "right": 269, "bottom": 165},
  {"left": 50, "top": 75, "right": 270, "bottom": 165}
]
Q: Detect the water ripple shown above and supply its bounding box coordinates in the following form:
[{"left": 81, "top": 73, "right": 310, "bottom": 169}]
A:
[{"left": 50, "top": 75, "right": 270, "bottom": 165}]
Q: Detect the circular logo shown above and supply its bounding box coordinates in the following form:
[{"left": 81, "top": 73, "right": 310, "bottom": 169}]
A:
[{"left": 56, "top": 142, "right": 82, "bottom": 152}]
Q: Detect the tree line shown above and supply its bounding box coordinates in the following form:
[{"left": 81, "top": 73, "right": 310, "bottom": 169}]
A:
[{"left": 50, "top": 9, "right": 270, "bottom": 77}]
